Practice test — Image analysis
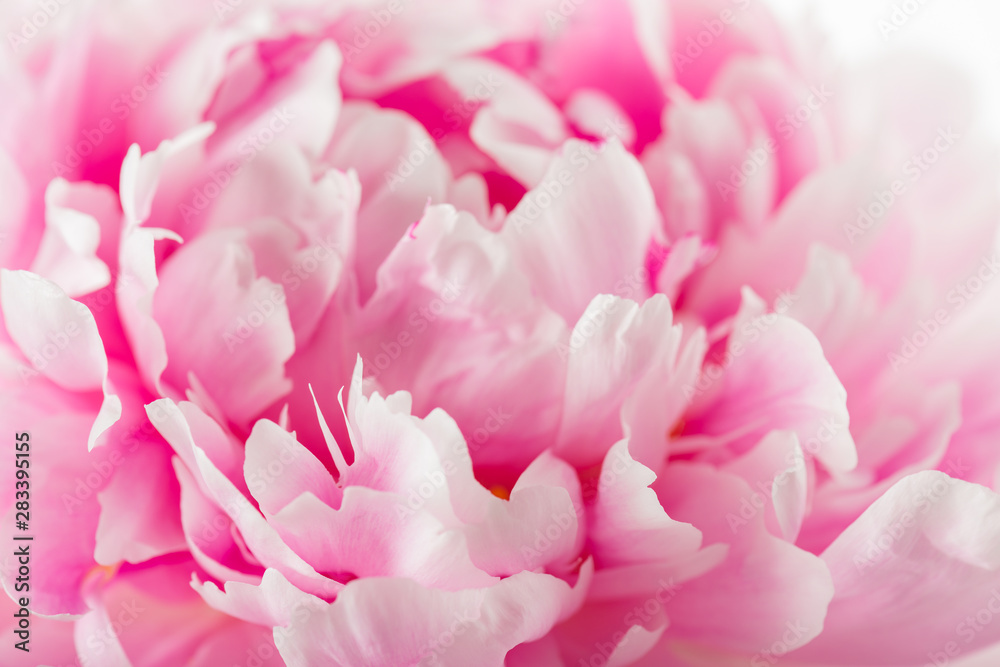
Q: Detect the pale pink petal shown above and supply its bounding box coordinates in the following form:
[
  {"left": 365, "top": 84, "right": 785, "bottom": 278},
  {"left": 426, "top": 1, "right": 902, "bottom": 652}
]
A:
[
  {"left": 194, "top": 568, "right": 326, "bottom": 628},
  {"left": 147, "top": 399, "right": 246, "bottom": 490},
  {"left": 30, "top": 178, "right": 115, "bottom": 297},
  {"left": 791, "top": 472, "right": 1000, "bottom": 664},
  {"left": 244, "top": 419, "right": 340, "bottom": 516},
  {"left": 555, "top": 294, "right": 692, "bottom": 469},
  {"left": 0, "top": 407, "right": 100, "bottom": 616},
  {"left": 502, "top": 139, "right": 658, "bottom": 324},
  {"left": 116, "top": 126, "right": 212, "bottom": 394},
  {"left": 565, "top": 88, "right": 637, "bottom": 150},
  {"left": 326, "top": 101, "right": 448, "bottom": 303},
  {"left": 269, "top": 487, "right": 495, "bottom": 589},
  {"left": 464, "top": 451, "right": 583, "bottom": 576},
  {"left": 173, "top": 459, "right": 263, "bottom": 586},
  {"left": 0, "top": 270, "right": 121, "bottom": 449},
  {"left": 154, "top": 229, "right": 295, "bottom": 428},
  {"left": 588, "top": 441, "right": 707, "bottom": 570},
  {"left": 357, "top": 205, "right": 567, "bottom": 471},
  {"left": 94, "top": 437, "right": 185, "bottom": 565},
  {"left": 721, "top": 430, "right": 809, "bottom": 543},
  {"left": 188, "top": 443, "right": 340, "bottom": 598},
  {"left": 80, "top": 559, "right": 287, "bottom": 667},
  {"left": 278, "top": 571, "right": 582, "bottom": 667},
  {"left": 204, "top": 40, "right": 342, "bottom": 162},
  {"left": 450, "top": 58, "right": 568, "bottom": 188},
  {"left": 639, "top": 462, "right": 834, "bottom": 658},
  {"left": 678, "top": 302, "right": 857, "bottom": 475}
]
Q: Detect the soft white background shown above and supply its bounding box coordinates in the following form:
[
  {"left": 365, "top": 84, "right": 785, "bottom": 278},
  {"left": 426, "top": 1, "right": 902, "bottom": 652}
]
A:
[{"left": 764, "top": 0, "right": 1000, "bottom": 142}]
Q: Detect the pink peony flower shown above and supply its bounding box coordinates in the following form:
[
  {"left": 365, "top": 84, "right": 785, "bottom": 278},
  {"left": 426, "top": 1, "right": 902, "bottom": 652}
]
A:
[{"left": 2, "top": 0, "right": 1000, "bottom": 665}]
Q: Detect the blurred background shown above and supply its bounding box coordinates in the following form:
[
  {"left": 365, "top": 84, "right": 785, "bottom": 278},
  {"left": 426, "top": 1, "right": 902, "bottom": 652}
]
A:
[{"left": 764, "top": 0, "right": 1000, "bottom": 143}]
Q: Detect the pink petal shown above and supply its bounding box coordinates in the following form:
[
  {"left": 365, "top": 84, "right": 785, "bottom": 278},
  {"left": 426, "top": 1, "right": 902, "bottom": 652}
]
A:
[
  {"left": 244, "top": 419, "right": 340, "bottom": 516},
  {"left": 0, "top": 270, "right": 121, "bottom": 449},
  {"left": 501, "top": 139, "right": 658, "bottom": 324},
  {"left": 279, "top": 571, "right": 583, "bottom": 667},
  {"left": 154, "top": 229, "right": 295, "bottom": 428},
  {"left": 791, "top": 471, "right": 1000, "bottom": 664}
]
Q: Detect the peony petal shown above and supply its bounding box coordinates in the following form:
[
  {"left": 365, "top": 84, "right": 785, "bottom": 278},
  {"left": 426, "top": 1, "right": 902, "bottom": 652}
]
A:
[
  {"left": 588, "top": 441, "right": 707, "bottom": 570},
  {"left": 678, "top": 297, "right": 857, "bottom": 475},
  {"left": 639, "top": 462, "right": 834, "bottom": 658},
  {"left": 502, "top": 139, "right": 658, "bottom": 325},
  {"left": 279, "top": 571, "right": 581, "bottom": 667},
  {"left": 244, "top": 419, "right": 340, "bottom": 516},
  {"left": 556, "top": 295, "right": 687, "bottom": 469},
  {"left": 154, "top": 229, "right": 295, "bottom": 428},
  {"left": 792, "top": 471, "right": 1000, "bottom": 664},
  {"left": 464, "top": 451, "right": 583, "bottom": 576},
  {"left": 270, "top": 487, "right": 495, "bottom": 590},
  {"left": 30, "top": 178, "right": 116, "bottom": 297},
  {"left": 0, "top": 269, "right": 121, "bottom": 449},
  {"left": 194, "top": 568, "right": 326, "bottom": 628}
]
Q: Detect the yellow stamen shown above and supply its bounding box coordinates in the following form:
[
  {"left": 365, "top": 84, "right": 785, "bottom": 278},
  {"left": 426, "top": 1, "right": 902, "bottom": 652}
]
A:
[{"left": 87, "top": 562, "right": 120, "bottom": 584}]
